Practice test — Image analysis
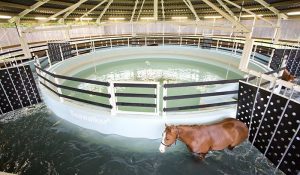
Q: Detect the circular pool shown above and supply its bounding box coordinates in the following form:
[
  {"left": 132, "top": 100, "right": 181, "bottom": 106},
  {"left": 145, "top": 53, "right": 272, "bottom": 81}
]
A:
[{"left": 40, "top": 46, "right": 269, "bottom": 138}]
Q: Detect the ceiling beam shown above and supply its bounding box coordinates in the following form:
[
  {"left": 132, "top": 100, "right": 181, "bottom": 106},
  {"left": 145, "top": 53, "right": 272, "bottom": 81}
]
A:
[
  {"left": 254, "top": 0, "right": 288, "bottom": 19},
  {"left": 60, "top": 0, "right": 88, "bottom": 22},
  {"left": 96, "top": 0, "right": 113, "bottom": 23},
  {"left": 154, "top": 0, "right": 158, "bottom": 21},
  {"left": 216, "top": 0, "right": 237, "bottom": 21},
  {"left": 183, "top": 0, "right": 200, "bottom": 21},
  {"left": 80, "top": 0, "right": 108, "bottom": 18},
  {"left": 161, "top": 0, "right": 165, "bottom": 21},
  {"left": 23, "top": 0, "right": 88, "bottom": 32},
  {"left": 223, "top": 0, "right": 275, "bottom": 27},
  {"left": 136, "top": 0, "right": 146, "bottom": 21},
  {"left": 201, "top": 0, "right": 249, "bottom": 33},
  {"left": 130, "top": 0, "right": 139, "bottom": 22},
  {"left": 8, "top": 0, "right": 50, "bottom": 23}
]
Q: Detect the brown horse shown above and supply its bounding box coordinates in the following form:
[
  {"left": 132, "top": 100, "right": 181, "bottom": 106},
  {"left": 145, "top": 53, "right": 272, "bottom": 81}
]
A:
[
  {"left": 282, "top": 69, "right": 295, "bottom": 82},
  {"left": 159, "top": 118, "right": 248, "bottom": 160}
]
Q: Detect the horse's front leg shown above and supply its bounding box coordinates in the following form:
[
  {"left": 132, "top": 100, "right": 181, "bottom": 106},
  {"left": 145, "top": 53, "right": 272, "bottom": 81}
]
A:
[
  {"left": 192, "top": 152, "right": 207, "bottom": 160},
  {"left": 198, "top": 153, "right": 207, "bottom": 160}
]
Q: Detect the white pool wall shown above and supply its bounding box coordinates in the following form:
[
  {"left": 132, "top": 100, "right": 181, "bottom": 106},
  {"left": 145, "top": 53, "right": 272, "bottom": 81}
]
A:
[{"left": 40, "top": 46, "right": 270, "bottom": 139}]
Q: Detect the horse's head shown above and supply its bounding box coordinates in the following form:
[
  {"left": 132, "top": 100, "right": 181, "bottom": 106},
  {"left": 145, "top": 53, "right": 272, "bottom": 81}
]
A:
[{"left": 159, "top": 124, "right": 178, "bottom": 153}]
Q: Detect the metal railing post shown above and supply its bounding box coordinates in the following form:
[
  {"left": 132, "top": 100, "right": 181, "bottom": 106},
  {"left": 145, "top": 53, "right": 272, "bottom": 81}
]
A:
[
  {"left": 59, "top": 45, "right": 64, "bottom": 61},
  {"left": 162, "top": 81, "right": 167, "bottom": 117},
  {"left": 155, "top": 82, "right": 160, "bottom": 115},
  {"left": 75, "top": 43, "right": 79, "bottom": 56},
  {"left": 180, "top": 37, "right": 182, "bottom": 46},
  {"left": 46, "top": 50, "right": 52, "bottom": 67},
  {"left": 53, "top": 71, "right": 64, "bottom": 102},
  {"left": 108, "top": 82, "right": 116, "bottom": 115}
]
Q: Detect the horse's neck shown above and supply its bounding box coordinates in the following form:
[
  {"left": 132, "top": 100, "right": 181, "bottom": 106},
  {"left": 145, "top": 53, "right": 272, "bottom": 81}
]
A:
[{"left": 177, "top": 126, "right": 198, "bottom": 143}]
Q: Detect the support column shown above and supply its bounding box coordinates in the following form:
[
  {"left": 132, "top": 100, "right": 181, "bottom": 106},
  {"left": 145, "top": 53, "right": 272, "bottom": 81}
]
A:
[
  {"left": 15, "top": 22, "right": 31, "bottom": 58},
  {"left": 19, "top": 36, "right": 31, "bottom": 58},
  {"left": 64, "top": 28, "right": 71, "bottom": 41},
  {"left": 239, "top": 35, "right": 254, "bottom": 70},
  {"left": 273, "top": 16, "right": 282, "bottom": 44}
]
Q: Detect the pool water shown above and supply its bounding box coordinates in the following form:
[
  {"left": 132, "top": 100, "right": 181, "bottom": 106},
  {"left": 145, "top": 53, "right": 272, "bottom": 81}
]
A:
[
  {"left": 61, "top": 58, "right": 242, "bottom": 112},
  {"left": 0, "top": 104, "right": 284, "bottom": 175}
]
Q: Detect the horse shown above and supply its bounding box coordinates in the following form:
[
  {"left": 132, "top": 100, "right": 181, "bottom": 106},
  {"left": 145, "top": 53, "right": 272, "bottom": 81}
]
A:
[
  {"left": 282, "top": 69, "right": 295, "bottom": 82},
  {"left": 159, "top": 118, "right": 248, "bottom": 160}
]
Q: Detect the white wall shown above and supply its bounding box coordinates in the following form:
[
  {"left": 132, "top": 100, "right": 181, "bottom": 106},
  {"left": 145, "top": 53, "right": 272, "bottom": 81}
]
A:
[{"left": 0, "top": 19, "right": 300, "bottom": 50}]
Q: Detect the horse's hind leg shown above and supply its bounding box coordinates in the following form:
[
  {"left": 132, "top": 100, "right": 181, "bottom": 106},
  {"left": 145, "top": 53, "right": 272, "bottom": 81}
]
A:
[{"left": 228, "top": 145, "right": 235, "bottom": 150}]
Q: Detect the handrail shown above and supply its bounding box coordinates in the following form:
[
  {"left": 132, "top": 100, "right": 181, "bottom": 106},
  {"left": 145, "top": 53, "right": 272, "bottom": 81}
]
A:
[{"left": 36, "top": 58, "right": 284, "bottom": 113}]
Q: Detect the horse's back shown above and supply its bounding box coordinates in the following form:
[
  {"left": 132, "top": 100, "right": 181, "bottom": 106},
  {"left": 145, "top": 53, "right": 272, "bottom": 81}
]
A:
[
  {"left": 209, "top": 118, "right": 248, "bottom": 147},
  {"left": 221, "top": 118, "right": 248, "bottom": 145}
]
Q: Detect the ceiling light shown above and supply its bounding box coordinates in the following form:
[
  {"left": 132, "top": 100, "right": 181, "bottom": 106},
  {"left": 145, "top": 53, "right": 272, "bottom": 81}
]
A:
[
  {"left": 241, "top": 14, "right": 263, "bottom": 18},
  {"left": 109, "top": 17, "right": 125, "bottom": 21},
  {"left": 172, "top": 16, "right": 188, "bottom": 20},
  {"left": 204, "top": 16, "right": 222, "bottom": 19},
  {"left": 0, "top": 15, "right": 12, "bottom": 19},
  {"left": 35, "top": 17, "right": 57, "bottom": 20},
  {"left": 287, "top": 11, "right": 300, "bottom": 16}
]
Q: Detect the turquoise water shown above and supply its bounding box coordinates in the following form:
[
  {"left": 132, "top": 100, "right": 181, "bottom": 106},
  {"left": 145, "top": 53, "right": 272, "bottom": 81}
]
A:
[
  {"left": 61, "top": 58, "right": 242, "bottom": 112},
  {"left": 0, "top": 105, "right": 284, "bottom": 175}
]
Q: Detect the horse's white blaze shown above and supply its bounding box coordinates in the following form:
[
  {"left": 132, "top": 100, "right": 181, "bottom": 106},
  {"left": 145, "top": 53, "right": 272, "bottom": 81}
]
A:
[{"left": 159, "top": 132, "right": 166, "bottom": 153}]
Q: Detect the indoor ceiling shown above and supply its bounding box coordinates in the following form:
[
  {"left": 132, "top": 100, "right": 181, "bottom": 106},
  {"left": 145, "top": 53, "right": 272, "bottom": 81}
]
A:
[{"left": 0, "top": 0, "right": 300, "bottom": 24}]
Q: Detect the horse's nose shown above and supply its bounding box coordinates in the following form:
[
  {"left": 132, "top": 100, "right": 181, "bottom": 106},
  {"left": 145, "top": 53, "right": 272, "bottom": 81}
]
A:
[{"left": 159, "top": 144, "right": 166, "bottom": 153}]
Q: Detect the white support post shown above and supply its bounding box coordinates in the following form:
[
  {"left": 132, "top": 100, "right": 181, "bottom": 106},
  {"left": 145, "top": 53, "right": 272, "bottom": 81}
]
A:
[
  {"left": 46, "top": 50, "right": 52, "bottom": 67},
  {"left": 155, "top": 83, "right": 160, "bottom": 115},
  {"left": 239, "top": 35, "right": 254, "bottom": 70},
  {"left": 162, "top": 81, "right": 167, "bottom": 117},
  {"left": 180, "top": 37, "right": 182, "bottom": 46},
  {"left": 75, "top": 43, "right": 79, "bottom": 56},
  {"left": 53, "top": 71, "right": 64, "bottom": 103},
  {"left": 108, "top": 82, "right": 116, "bottom": 115},
  {"left": 252, "top": 44, "right": 257, "bottom": 60},
  {"left": 198, "top": 37, "right": 201, "bottom": 48},
  {"left": 59, "top": 45, "right": 64, "bottom": 61},
  {"left": 272, "top": 16, "right": 282, "bottom": 44}
]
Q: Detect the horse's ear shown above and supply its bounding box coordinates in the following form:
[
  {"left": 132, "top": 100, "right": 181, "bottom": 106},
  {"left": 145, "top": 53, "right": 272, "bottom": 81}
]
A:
[{"left": 165, "top": 123, "right": 169, "bottom": 128}]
